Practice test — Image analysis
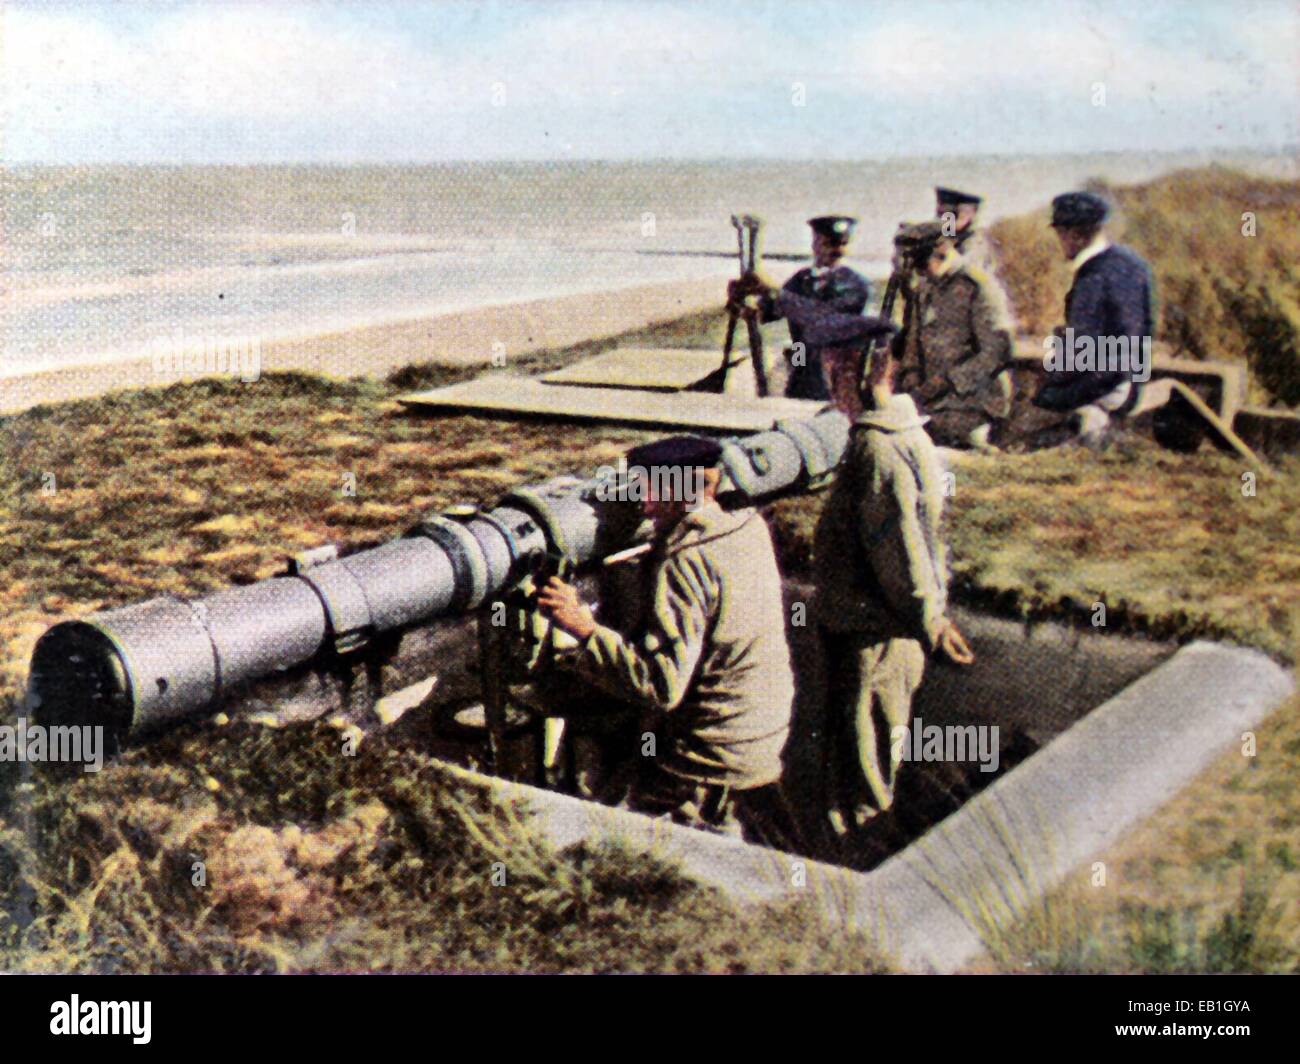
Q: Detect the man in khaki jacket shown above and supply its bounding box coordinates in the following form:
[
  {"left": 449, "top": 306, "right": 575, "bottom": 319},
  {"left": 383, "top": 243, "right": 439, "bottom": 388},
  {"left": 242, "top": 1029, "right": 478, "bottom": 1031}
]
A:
[
  {"left": 814, "top": 344, "right": 975, "bottom": 834},
  {"left": 894, "top": 220, "right": 1015, "bottom": 450},
  {"left": 538, "top": 436, "right": 794, "bottom": 837}
]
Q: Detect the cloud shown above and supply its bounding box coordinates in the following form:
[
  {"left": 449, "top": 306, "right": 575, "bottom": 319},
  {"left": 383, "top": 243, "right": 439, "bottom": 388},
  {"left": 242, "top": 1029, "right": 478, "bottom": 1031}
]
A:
[
  {"left": 2, "top": 1, "right": 1294, "bottom": 161},
  {"left": 149, "top": 9, "right": 426, "bottom": 119},
  {"left": 471, "top": 6, "right": 739, "bottom": 91},
  {"left": 2, "top": 6, "right": 434, "bottom": 122},
  {"left": 2, "top": 3, "right": 759, "bottom": 125},
  {"left": 845, "top": 8, "right": 1297, "bottom": 106}
]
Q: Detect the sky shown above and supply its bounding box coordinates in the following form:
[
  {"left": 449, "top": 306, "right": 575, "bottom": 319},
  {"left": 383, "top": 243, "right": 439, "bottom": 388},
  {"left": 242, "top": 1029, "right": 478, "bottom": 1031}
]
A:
[{"left": 3, "top": 0, "right": 1297, "bottom": 163}]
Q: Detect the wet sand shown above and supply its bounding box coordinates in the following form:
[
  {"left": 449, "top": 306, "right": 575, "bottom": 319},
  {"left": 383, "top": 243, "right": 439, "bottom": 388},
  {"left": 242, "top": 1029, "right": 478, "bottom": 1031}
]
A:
[{"left": 0, "top": 276, "right": 725, "bottom": 415}]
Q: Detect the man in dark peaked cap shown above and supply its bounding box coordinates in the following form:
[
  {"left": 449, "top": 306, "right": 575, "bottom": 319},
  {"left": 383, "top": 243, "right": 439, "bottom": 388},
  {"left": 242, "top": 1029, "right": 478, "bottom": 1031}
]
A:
[
  {"left": 752, "top": 215, "right": 872, "bottom": 400},
  {"left": 1033, "top": 190, "right": 1154, "bottom": 447},
  {"left": 934, "top": 185, "right": 1014, "bottom": 322},
  {"left": 732, "top": 235, "right": 895, "bottom": 411},
  {"left": 892, "top": 220, "right": 1015, "bottom": 450},
  {"left": 538, "top": 435, "right": 795, "bottom": 840}
]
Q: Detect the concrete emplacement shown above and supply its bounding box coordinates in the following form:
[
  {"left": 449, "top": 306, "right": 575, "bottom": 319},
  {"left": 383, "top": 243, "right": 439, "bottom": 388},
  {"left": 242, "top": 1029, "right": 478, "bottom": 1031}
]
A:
[{"left": 432, "top": 622, "right": 1292, "bottom": 972}]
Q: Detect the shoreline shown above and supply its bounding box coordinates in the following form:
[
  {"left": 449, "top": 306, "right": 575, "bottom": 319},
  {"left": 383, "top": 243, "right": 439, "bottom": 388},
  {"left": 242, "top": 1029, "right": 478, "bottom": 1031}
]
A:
[{"left": 0, "top": 275, "right": 729, "bottom": 415}]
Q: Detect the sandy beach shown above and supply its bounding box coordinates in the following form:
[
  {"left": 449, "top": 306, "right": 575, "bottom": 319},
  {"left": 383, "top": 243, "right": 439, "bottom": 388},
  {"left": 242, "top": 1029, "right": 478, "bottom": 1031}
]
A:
[{"left": 0, "top": 275, "right": 728, "bottom": 415}]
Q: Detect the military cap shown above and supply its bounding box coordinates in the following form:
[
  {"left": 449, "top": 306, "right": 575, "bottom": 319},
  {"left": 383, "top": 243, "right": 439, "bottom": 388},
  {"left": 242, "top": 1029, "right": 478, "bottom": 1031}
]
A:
[
  {"left": 935, "top": 187, "right": 982, "bottom": 207},
  {"left": 625, "top": 435, "right": 723, "bottom": 473},
  {"left": 808, "top": 215, "right": 857, "bottom": 241},
  {"left": 1050, "top": 191, "right": 1110, "bottom": 228},
  {"left": 893, "top": 219, "right": 949, "bottom": 255}
]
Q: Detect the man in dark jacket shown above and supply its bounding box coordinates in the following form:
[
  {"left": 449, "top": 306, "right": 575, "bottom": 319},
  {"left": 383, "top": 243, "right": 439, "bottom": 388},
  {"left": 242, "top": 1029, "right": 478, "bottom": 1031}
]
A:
[
  {"left": 757, "top": 216, "right": 871, "bottom": 400},
  {"left": 1033, "top": 191, "right": 1155, "bottom": 446}
]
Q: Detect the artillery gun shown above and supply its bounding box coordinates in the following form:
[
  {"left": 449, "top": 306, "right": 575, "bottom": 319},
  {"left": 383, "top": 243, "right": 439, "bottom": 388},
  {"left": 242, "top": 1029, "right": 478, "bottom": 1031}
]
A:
[{"left": 26, "top": 409, "right": 850, "bottom": 766}]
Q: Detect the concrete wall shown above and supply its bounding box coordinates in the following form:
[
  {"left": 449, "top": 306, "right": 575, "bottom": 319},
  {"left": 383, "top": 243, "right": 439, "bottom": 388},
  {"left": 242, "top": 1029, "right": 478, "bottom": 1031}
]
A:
[{"left": 439, "top": 640, "right": 1293, "bottom": 972}]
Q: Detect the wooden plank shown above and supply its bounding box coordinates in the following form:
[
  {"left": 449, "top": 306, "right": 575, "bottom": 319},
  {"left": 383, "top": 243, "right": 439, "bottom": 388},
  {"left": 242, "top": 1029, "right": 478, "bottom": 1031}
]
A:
[
  {"left": 540, "top": 348, "right": 728, "bottom": 391},
  {"left": 397, "top": 374, "right": 824, "bottom": 432},
  {"left": 1234, "top": 407, "right": 1300, "bottom": 458},
  {"left": 1167, "top": 380, "right": 1272, "bottom": 474},
  {"left": 1012, "top": 340, "right": 1247, "bottom": 420}
]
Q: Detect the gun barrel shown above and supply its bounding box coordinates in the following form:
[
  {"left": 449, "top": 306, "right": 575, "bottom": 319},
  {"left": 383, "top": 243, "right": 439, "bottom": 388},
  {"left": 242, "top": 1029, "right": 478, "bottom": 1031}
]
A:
[{"left": 26, "top": 410, "right": 850, "bottom": 743}]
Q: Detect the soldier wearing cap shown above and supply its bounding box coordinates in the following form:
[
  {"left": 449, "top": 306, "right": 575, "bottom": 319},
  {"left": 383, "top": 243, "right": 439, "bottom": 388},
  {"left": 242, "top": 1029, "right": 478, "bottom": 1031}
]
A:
[
  {"left": 1033, "top": 191, "right": 1154, "bottom": 446},
  {"left": 892, "top": 220, "right": 1015, "bottom": 450},
  {"left": 933, "top": 186, "right": 1015, "bottom": 325},
  {"left": 731, "top": 257, "right": 895, "bottom": 405},
  {"left": 537, "top": 435, "right": 795, "bottom": 838},
  {"left": 934, "top": 188, "right": 989, "bottom": 272},
  {"left": 753, "top": 215, "right": 872, "bottom": 400},
  {"left": 813, "top": 341, "right": 975, "bottom": 834}
]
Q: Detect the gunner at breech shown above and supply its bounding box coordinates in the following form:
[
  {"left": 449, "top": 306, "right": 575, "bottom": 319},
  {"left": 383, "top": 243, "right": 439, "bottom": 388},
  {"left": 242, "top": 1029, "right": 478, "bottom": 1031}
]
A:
[{"left": 536, "top": 436, "right": 796, "bottom": 839}]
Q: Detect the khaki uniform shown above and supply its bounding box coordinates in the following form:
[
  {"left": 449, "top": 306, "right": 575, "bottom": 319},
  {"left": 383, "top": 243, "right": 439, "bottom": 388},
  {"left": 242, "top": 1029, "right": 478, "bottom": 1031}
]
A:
[
  {"left": 896, "top": 258, "right": 1015, "bottom": 449},
  {"left": 812, "top": 395, "right": 951, "bottom": 818},
  {"left": 954, "top": 228, "right": 1015, "bottom": 324},
  {"left": 563, "top": 503, "right": 795, "bottom": 831}
]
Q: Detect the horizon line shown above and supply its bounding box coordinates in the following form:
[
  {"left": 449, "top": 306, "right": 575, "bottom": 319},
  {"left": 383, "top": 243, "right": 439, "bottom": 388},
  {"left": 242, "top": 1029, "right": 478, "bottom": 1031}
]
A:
[{"left": 6, "top": 145, "right": 1298, "bottom": 168}]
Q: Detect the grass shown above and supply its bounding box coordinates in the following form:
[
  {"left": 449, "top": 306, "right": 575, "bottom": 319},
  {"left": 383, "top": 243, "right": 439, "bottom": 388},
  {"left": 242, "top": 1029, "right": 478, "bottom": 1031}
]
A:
[
  {"left": 2, "top": 166, "right": 1298, "bottom": 972},
  {"left": 769, "top": 437, "right": 1299, "bottom": 661},
  {"left": 911, "top": 767, "right": 1300, "bottom": 974},
  {"left": 982, "top": 687, "right": 1300, "bottom": 974},
  {"left": 0, "top": 720, "right": 887, "bottom": 973}
]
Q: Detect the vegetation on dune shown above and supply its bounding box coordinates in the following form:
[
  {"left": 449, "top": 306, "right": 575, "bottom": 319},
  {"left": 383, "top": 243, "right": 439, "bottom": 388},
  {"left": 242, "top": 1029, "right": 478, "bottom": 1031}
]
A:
[
  {"left": 771, "top": 438, "right": 1299, "bottom": 661},
  {"left": 989, "top": 166, "right": 1300, "bottom": 408},
  {"left": 0, "top": 722, "right": 884, "bottom": 973},
  {"left": 1, "top": 169, "right": 1298, "bottom": 973},
  {"left": 971, "top": 690, "right": 1300, "bottom": 975}
]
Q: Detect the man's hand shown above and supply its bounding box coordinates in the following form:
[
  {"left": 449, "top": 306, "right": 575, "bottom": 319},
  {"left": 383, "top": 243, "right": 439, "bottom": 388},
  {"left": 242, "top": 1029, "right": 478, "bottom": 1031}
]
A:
[
  {"left": 933, "top": 620, "right": 975, "bottom": 666},
  {"left": 536, "top": 576, "right": 597, "bottom": 641},
  {"left": 728, "top": 271, "right": 777, "bottom": 303}
]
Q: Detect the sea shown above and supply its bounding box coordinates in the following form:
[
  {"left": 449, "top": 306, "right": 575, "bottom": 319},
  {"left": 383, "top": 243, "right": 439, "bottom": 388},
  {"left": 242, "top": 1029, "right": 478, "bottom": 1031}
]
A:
[{"left": 2, "top": 151, "right": 1294, "bottom": 376}]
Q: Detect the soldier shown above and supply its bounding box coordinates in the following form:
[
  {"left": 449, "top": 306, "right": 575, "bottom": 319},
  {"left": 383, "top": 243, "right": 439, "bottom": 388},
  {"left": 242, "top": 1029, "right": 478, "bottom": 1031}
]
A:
[
  {"left": 730, "top": 263, "right": 895, "bottom": 394},
  {"left": 536, "top": 435, "right": 795, "bottom": 839},
  {"left": 935, "top": 187, "right": 989, "bottom": 273},
  {"left": 934, "top": 186, "right": 1015, "bottom": 324},
  {"left": 893, "top": 220, "right": 1015, "bottom": 450},
  {"left": 753, "top": 215, "right": 871, "bottom": 400},
  {"left": 812, "top": 342, "right": 975, "bottom": 834},
  {"left": 1033, "top": 191, "right": 1154, "bottom": 447}
]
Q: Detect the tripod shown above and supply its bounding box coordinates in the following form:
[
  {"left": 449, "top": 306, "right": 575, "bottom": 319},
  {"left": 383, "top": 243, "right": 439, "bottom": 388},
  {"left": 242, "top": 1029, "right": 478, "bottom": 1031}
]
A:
[{"left": 718, "top": 214, "right": 771, "bottom": 397}]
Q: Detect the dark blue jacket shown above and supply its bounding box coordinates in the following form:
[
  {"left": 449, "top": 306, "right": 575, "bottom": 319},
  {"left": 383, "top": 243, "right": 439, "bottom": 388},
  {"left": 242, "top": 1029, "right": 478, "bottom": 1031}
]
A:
[
  {"left": 1034, "top": 243, "right": 1154, "bottom": 412},
  {"left": 762, "top": 265, "right": 870, "bottom": 400}
]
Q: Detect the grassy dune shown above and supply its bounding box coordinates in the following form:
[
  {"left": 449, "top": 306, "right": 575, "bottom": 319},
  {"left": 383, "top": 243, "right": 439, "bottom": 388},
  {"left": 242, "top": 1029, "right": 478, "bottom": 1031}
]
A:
[{"left": 2, "top": 167, "right": 1298, "bottom": 972}]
